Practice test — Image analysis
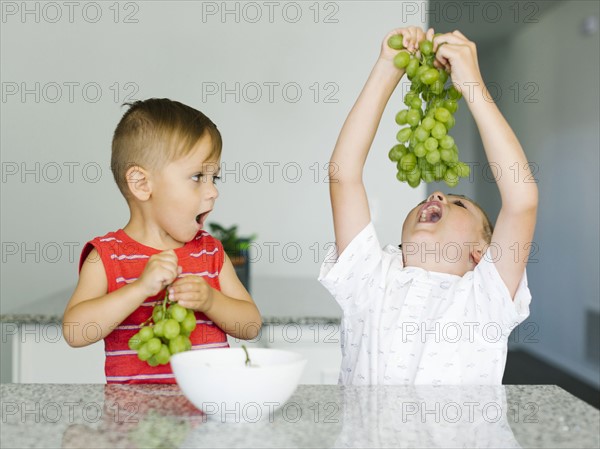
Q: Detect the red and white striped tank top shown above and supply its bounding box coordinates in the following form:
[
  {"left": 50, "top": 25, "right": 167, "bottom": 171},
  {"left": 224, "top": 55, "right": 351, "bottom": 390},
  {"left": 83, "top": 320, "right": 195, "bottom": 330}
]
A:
[{"left": 79, "top": 229, "right": 229, "bottom": 383}]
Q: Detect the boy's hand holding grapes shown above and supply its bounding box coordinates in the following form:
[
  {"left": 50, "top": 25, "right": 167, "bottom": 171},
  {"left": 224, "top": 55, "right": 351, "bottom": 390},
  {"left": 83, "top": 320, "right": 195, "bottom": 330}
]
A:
[
  {"left": 136, "top": 250, "right": 182, "bottom": 298},
  {"left": 168, "top": 275, "right": 215, "bottom": 313},
  {"left": 431, "top": 30, "right": 484, "bottom": 102},
  {"left": 380, "top": 26, "right": 435, "bottom": 65}
]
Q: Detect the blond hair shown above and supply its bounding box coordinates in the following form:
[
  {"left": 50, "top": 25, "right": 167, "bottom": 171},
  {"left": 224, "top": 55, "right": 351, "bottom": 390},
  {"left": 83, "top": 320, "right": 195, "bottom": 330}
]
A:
[{"left": 111, "top": 98, "right": 222, "bottom": 198}]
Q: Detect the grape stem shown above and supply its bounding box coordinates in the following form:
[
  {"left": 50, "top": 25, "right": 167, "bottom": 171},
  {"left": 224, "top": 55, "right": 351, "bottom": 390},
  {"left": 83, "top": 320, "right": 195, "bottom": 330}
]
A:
[{"left": 242, "top": 344, "right": 251, "bottom": 366}]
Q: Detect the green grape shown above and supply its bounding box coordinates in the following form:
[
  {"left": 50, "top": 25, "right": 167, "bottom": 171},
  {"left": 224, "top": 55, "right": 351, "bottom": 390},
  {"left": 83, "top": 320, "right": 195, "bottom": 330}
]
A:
[
  {"left": 448, "top": 150, "right": 459, "bottom": 164},
  {"left": 405, "top": 58, "right": 420, "bottom": 78},
  {"left": 445, "top": 115, "right": 456, "bottom": 130},
  {"left": 422, "top": 169, "right": 436, "bottom": 183},
  {"left": 419, "top": 40, "right": 433, "bottom": 56},
  {"left": 407, "top": 176, "right": 421, "bottom": 188},
  {"left": 147, "top": 356, "right": 159, "bottom": 367},
  {"left": 396, "top": 169, "right": 408, "bottom": 182},
  {"left": 393, "top": 51, "right": 411, "bottom": 69},
  {"left": 152, "top": 305, "right": 165, "bottom": 323},
  {"left": 155, "top": 344, "right": 171, "bottom": 365},
  {"left": 424, "top": 137, "right": 439, "bottom": 151},
  {"left": 426, "top": 150, "right": 441, "bottom": 164},
  {"left": 431, "top": 79, "right": 445, "bottom": 95},
  {"left": 138, "top": 343, "right": 152, "bottom": 362},
  {"left": 443, "top": 99, "right": 458, "bottom": 113},
  {"left": 406, "top": 109, "right": 421, "bottom": 127},
  {"left": 396, "top": 128, "right": 412, "bottom": 143},
  {"left": 169, "top": 335, "right": 189, "bottom": 355},
  {"left": 388, "top": 147, "right": 400, "bottom": 161},
  {"left": 431, "top": 122, "right": 448, "bottom": 139},
  {"left": 440, "top": 148, "right": 453, "bottom": 162},
  {"left": 455, "top": 162, "right": 470, "bottom": 178},
  {"left": 388, "top": 34, "right": 404, "bottom": 50},
  {"left": 406, "top": 168, "right": 421, "bottom": 184},
  {"left": 404, "top": 92, "right": 418, "bottom": 107},
  {"left": 128, "top": 333, "right": 142, "bottom": 351},
  {"left": 416, "top": 64, "right": 429, "bottom": 79},
  {"left": 146, "top": 337, "right": 162, "bottom": 355},
  {"left": 434, "top": 107, "right": 451, "bottom": 123},
  {"left": 400, "top": 153, "right": 417, "bottom": 171},
  {"left": 439, "top": 135, "right": 455, "bottom": 149},
  {"left": 163, "top": 319, "right": 181, "bottom": 340},
  {"left": 153, "top": 320, "right": 165, "bottom": 338},
  {"left": 414, "top": 127, "right": 429, "bottom": 142},
  {"left": 438, "top": 69, "right": 449, "bottom": 84},
  {"left": 421, "top": 68, "right": 439, "bottom": 85},
  {"left": 414, "top": 143, "right": 427, "bottom": 158},
  {"left": 417, "top": 156, "right": 430, "bottom": 171},
  {"left": 181, "top": 311, "right": 197, "bottom": 334},
  {"left": 444, "top": 167, "right": 460, "bottom": 187},
  {"left": 422, "top": 116, "right": 436, "bottom": 131},
  {"left": 395, "top": 109, "right": 408, "bottom": 125},
  {"left": 138, "top": 326, "right": 154, "bottom": 342},
  {"left": 409, "top": 134, "right": 419, "bottom": 149},
  {"left": 169, "top": 304, "right": 187, "bottom": 323},
  {"left": 410, "top": 97, "right": 422, "bottom": 109},
  {"left": 448, "top": 85, "right": 462, "bottom": 100}
]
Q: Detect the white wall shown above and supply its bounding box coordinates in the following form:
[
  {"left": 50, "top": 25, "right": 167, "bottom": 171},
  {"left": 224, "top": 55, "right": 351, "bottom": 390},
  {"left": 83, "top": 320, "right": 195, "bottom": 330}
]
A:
[
  {"left": 1, "top": 2, "right": 426, "bottom": 313},
  {"left": 475, "top": 1, "right": 600, "bottom": 387}
]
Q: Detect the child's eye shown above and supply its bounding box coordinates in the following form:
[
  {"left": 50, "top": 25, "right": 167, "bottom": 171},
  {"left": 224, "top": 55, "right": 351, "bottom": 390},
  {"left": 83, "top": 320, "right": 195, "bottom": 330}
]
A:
[
  {"left": 454, "top": 200, "right": 466, "bottom": 208},
  {"left": 192, "top": 173, "right": 220, "bottom": 184}
]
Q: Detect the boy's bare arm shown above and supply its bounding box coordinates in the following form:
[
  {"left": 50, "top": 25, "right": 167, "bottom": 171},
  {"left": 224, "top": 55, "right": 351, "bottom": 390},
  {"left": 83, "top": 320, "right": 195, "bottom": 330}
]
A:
[
  {"left": 62, "top": 249, "right": 179, "bottom": 347},
  {"left": 433, "top": 31, "right": 538, "bottom": 297},
  {"left": 330, "top": 27, "right": 431, "bottom": 254}
]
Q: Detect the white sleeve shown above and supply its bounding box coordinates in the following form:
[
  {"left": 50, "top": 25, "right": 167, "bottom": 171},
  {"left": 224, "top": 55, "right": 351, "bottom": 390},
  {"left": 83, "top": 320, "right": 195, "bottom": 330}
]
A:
[
  {"left": 473, "top": 248, "right": 532, "bottom": 332},
  {"left": 318, "top": 222, "right": 391, "bottom": 315}
]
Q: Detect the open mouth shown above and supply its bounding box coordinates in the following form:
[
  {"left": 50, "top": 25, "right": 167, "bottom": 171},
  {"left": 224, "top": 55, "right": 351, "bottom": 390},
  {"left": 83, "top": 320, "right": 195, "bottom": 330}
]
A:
[
  {"left": 418, "top": 201, "right": 443, "bottom": 223},
  {"left": 196, "top": 210, "right": 212, "bottom": 226}
]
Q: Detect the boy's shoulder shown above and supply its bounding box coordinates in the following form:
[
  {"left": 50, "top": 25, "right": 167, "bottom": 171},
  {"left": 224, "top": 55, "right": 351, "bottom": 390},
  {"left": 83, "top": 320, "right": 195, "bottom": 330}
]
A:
[
  {"left": 183, "top": 230, "right": 225, "bottom": 259},
  {"left": 78, "top": 229, "right": 128, "bottom": 271},
  {"left": 187, "top": 230, "right": 221, "bottom": 248}
]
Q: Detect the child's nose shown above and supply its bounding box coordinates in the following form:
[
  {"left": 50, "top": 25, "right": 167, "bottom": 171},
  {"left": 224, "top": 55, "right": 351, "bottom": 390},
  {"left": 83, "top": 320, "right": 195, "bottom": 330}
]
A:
[
  {"left": 428, "top": 191, "right": 446, "bottom": 203},
  {"left": 210, "top": 183, "right": 219, "bottom": 199}
]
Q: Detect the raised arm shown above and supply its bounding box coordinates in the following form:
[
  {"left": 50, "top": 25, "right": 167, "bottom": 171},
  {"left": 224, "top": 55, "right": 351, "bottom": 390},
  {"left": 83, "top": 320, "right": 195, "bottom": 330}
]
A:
[
  {"left": 433, "top": 31, "right": 538, "bottom": 297},
  {"left": 330, "top": 27, "right": 431, "bottom": 254}
]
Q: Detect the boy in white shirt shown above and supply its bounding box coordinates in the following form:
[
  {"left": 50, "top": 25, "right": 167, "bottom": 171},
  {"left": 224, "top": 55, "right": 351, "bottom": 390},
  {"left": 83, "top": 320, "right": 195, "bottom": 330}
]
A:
[{"left": 319, "top": 27, "right": 538, "bottom": 385}]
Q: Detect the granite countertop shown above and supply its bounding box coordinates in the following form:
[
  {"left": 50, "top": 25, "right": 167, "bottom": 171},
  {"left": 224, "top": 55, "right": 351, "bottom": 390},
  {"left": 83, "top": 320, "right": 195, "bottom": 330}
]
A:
[
  {"left": 0, "top": 277, "right": 342, "bottom": 326},
  {"left": 1, "top": 384, "right": 598, "bottom": 448}
]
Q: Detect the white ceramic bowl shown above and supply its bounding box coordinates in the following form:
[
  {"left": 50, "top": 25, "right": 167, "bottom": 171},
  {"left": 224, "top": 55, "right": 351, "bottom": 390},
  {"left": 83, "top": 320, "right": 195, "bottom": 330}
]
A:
[{"left": 171, "top": 347, "right": 306, "bottom": 423}]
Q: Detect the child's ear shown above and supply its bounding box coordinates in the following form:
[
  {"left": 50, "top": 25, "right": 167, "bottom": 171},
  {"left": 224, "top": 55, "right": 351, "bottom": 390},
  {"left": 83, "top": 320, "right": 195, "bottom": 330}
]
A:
[
  {"left": 125, "top": 165, "right": 151, "bottom": 201},
  {"left": 470, "top": 247, "right": 483, "bottom": 266}
]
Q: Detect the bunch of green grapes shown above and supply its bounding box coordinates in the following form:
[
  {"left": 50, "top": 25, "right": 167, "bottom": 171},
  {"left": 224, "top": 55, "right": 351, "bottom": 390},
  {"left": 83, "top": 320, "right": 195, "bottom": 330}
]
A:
[
  {"left": 387, "top": 34, "right": 470, "bottom": 188},
  {"left": 128, "top": 292, "right": 197, "bottom": 366}
]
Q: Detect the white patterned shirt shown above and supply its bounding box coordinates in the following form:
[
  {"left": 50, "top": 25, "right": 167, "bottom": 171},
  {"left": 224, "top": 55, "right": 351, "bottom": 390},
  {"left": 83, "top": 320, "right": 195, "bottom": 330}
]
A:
[{"left": 318, "top": 222, "right": 531, "bottom": 385}]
